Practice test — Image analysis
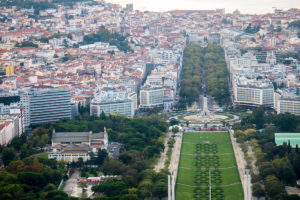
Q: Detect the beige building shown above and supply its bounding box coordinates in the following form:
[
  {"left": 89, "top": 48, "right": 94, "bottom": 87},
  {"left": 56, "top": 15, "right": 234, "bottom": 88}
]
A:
[{"left": 48, "top": 128, "right": 108, "bottom": 162}]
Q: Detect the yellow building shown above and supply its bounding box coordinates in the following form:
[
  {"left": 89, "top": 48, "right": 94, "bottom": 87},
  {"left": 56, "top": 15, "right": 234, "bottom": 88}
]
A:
[{"left": 5, "top": 65, "right": 14, "bottom": 76}]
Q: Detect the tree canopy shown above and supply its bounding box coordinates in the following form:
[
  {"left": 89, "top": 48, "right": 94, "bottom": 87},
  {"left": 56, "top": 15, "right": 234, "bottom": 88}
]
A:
[{"left": 179, "top": 44, "right": 229, "bottom": 107}]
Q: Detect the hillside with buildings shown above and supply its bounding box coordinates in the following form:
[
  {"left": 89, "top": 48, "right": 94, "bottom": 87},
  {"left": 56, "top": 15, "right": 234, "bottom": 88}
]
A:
[{"left": 0, "top": 0, "right": 299, "bottom": 199}]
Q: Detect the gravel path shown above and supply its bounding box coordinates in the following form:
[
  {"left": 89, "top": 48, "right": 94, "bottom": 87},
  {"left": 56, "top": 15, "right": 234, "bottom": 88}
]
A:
[{"left": 154, "top": 131, "right": 172, "bottom": 172}]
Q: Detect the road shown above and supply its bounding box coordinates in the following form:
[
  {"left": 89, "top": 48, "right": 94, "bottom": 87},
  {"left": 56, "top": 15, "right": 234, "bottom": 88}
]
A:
[{"left": 154, "top": 131, "right": 172, "bottom": 172}]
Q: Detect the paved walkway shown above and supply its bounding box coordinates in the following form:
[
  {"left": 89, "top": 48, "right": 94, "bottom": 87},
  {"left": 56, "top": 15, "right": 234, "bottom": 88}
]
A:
[
  {"left": 247, "top": 145, "right": 259, "bottom": 175},
  {"left": 169, "top": 131, "right": 183, "bottom": 199},
  {"left": 64, "top": 170, "right": 80, "bottom": 196},
  {"left": 154, "top": 131, "right": 172, "bottom": 172},
  {"left": 229, "top": 129, "right": 252, "bottom": 200},
  {"left": 64, "top": 169, "right": 93, "bottom": 198}
]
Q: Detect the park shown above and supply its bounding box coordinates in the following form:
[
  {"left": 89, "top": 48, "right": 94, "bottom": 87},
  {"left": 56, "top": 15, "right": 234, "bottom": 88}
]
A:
[{"left": 175, "top": 132, "right": 243, "bottom": 200}]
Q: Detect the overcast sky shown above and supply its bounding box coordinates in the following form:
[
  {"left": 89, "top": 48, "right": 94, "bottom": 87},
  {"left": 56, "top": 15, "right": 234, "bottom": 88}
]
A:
[{"left": 105, "top": 0, "right": 300, "bottom": 14}]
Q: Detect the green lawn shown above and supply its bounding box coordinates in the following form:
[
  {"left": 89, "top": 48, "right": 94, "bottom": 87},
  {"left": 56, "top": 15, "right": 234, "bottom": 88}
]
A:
[
  {"left": 176, "top": 132, "right": 243, "bottom": 200},
  {"left": 33, "top": 152, "right": 49, "bottom": 159}
]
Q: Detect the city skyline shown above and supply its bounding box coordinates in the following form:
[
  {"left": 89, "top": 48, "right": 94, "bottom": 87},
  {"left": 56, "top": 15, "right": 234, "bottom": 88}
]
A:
[{"left": 105, "top": 0, "right": 300, "bottom": 14}]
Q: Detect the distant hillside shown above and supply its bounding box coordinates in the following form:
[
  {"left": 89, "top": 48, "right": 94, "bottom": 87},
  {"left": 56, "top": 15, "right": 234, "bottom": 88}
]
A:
[{"left": 0, "top": 0, "right": 96, "bottom": 10}]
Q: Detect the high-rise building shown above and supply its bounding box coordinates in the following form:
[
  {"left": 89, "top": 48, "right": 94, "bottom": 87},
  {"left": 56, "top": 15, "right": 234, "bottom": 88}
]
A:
[
  {"left": 28, "top": 88, "right": 71, "bottom": 124},
  {"left": 20, "top": 93, "right": 30, "bottom": 127}
]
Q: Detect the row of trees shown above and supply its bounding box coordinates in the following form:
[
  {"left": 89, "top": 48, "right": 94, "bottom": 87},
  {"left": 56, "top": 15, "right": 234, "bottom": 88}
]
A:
[
  {"left": 179, "top": 44, "right": 230, "bottom": 108},
  {"left": 80, "top": 27, "right": 132, "bottom": 53},
  {"left": 179, "top": 44, "right": 203, "bottom": 106},
  {"left": 233, "top": 107, "right": 300, "bottom": 200},
  {"left": 203, "top": 44, "right": 230, "bottom": 106},
  {"left": 241, "top": 106, "right": 300, "bottom": 131}
]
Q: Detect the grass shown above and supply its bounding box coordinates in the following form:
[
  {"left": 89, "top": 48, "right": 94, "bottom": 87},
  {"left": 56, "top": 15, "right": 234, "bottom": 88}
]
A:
[
  {"left": 34, "top": 152, "right": 49, "bottom": 159},
  {"left": 176, "top": 132, "right": 243, "bottom": 200}
]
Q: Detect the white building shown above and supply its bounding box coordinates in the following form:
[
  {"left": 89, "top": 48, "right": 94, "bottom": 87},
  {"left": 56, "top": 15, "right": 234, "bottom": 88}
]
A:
[
  {"left": 90, "top": 90, "right": 136, "bottom": 117},
  {"left": 0, "top": 114, "right": 23, "bottom": 146},
  {"left": 274, "top": 89, "right": 300, "bottom": 115},
  {"left": 233, "top": 77, "right": 274, "bottom": 107},
  {"left": 140, "top": 86, "right": 164, "bottom": 108}
]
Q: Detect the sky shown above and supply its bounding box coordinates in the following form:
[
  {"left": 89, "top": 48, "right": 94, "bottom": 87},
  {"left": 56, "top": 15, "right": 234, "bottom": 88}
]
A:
[{"left": 105, "top": 0, "right": 300, "bottom": 14}]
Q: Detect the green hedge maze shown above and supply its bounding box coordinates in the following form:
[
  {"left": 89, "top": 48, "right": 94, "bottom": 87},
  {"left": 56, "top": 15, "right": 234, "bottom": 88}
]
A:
[{"left": 193, "top": 144, "right": 224, "bottom": 200}]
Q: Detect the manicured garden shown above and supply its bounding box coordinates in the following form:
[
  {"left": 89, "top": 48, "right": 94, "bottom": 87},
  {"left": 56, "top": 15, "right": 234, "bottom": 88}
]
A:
[{"left": 176, "top": 132, "right": 243, "bottom": 200}]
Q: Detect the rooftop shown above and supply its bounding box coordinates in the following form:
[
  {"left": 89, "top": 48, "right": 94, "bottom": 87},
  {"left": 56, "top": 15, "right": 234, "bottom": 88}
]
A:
[{"left": 275, "top": 133, "right": 300, "bottom": 147}]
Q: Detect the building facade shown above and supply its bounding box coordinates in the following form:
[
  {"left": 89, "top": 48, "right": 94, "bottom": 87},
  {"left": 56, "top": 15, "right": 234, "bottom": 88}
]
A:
[
  {"left": 0, "top": 114, "right": 23, "bottom": 146},
  {"left": 91, "top": 99, "right": 134, "bottom": 117},
  {"left": 274, "top": 89, "right": 300, "bottom": 115},
  {"left": 233, "top": 77, "right": 274, "bottom": 107},
  {"left": 29, "top": 88, "right": 72, "bottom": 124},
  {"left": 48, "top": 129, "right": 108, "bottom": 162},
  {"left": 140, "top": 86, "right": 163, "bottom": 108},
  {"left": 235, "top": 86, "right": 274, "bottom": 106},
  {"left": 90, "top": 91, "right": 136, "bottom": 117}
]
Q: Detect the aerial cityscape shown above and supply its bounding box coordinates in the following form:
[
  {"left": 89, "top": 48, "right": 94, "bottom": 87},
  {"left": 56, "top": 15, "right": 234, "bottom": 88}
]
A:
[{"left": 0, "top": 0, "right": 299, "bottom": 200}]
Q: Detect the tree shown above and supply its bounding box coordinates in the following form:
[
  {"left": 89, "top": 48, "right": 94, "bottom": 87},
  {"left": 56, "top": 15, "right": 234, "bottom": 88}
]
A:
[
  {"left": 100, "top": 111, "right": 106, "bottom": 120},
  {"left": 283, "top": 194, "right": 300, "bottom": 200},
  {"left": 119, "top": 153, "right": 132, "bottom": 165},
  {"left": 253, "top": 106, "right": 265, "bottom": 129},
  {"left": 17, "top": 172, "right": 47, "bottom": 188},
  {"left": 19, "top": 144, "right": 31, "bottom": 159},
  {"left": 264, "top": 175, "right": 284, "bottom": 199},
  {"left": 153, "top": 181, "right": 167, "bottom": 198},
  {"left": 265, "top": 124, "right": 277, "bottom": 134},
  {"left": 102, "top": 159, "right": 125, "bottom": 175},
  {"left": 95, "top": 149, "right": 108, "bottom": 166},
  {"left": 77, "top": 157, "right": 84, "bottom": 169},
  {"left": 169, "top": 118, "right": 179, "bottom": 126},
  {"left": 92, "top": 180, "right": 127, "bottom": 197},
  {"left": 1, "top": 147, "right": 16, "bottom": 166},
  {"left": 272, "top": 157, "right": 296, "bottom": 184},
  {"left": 32, "top": 127, "right": 48, "bottom": 136},
  {"left": 274, "top": 113, "right": 297, "bottom": 132},
  {"left": 252, "top": 182, "right": 265, "bottom": 197},
  {"left": 186, "top": 120, "right": 189, "bottom": 127},
  {"left": 259, "top": 162, "right": 276, "bottom": 178},
  {"left": 171, "top": 127, "right": 179, "bottom": 134}
]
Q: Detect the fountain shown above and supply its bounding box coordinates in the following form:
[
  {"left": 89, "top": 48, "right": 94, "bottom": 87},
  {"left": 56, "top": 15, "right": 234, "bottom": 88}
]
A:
[{"left": 184, "top": 95, "right": 227, "bottom": 123}]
